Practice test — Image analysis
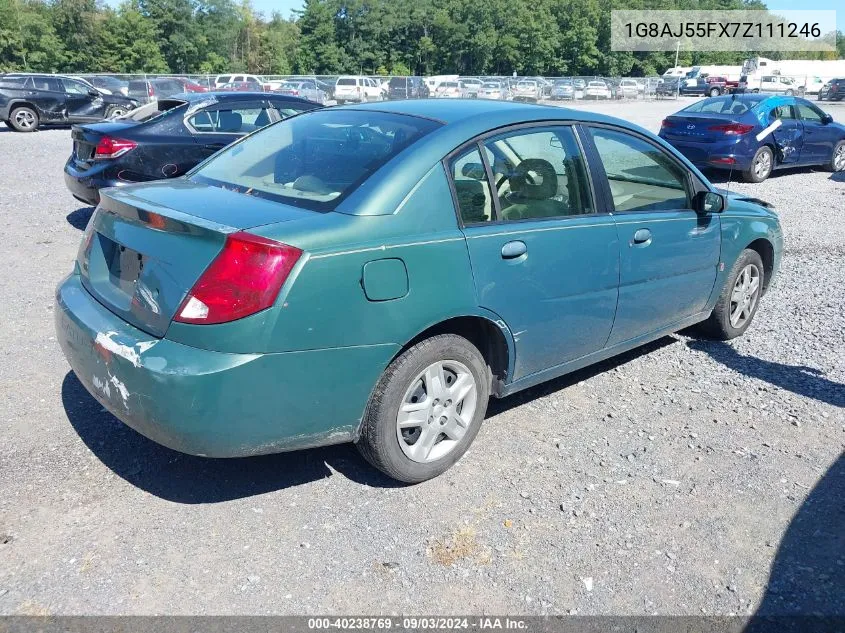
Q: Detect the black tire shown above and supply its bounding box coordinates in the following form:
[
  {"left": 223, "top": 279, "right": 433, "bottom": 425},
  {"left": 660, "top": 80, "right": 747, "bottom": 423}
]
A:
[
  {"left": 743, "top": 146, "right": 773, "bottom": 183},
  {"left": 829, "top": 140, "right": 845, "bottom": 172},
  {"left": 709, "top": 87, "right": 720, "bottom": 97},
  {"left": 356, "top": 334, "right": 490, "bottom": 483},
  {"left": 697, "top": 249, "right": 765, "bottom": 340},
  {"left": 785, "top": 89, "right": 794, "bottom": 96},
  {"left": 336, "top": 99, "right": 344, "bottom": 105},
  {"left": 9, "top": 105, "right": 39, "bottom": 132},
  {"left": 105, "top": 106, "right": 127, "bottom": 119}
]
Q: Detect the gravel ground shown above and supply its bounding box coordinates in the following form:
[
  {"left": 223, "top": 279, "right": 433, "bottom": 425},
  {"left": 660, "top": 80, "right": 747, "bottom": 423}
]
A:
[{"left": 0, "top": 98, "right": 843, "bottom": 616}]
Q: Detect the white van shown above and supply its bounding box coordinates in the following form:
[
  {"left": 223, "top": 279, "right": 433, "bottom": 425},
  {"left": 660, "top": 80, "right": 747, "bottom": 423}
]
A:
[{"left": 334, "top": 76, "right": 383, "bottom": 103}]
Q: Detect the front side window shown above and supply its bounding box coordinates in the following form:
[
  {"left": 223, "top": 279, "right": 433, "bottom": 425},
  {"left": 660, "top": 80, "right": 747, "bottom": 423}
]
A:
[
  {"left": 795, "top": 102, "right": 824, "bottom": 123},
  {"left": 191, "top": 109, "right": 440, "bottom": 210},
  {"left": 589, "top": 127, "right": 689, "bottom": 213},
  {"left": 482, "top": 126, "right": 593, "bottom": 221},
  {"left": 62, "top": 79, "right": 90, "bottom": 95}
]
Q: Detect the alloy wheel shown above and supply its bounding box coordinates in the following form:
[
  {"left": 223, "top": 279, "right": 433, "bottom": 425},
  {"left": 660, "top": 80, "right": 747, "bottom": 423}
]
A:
[
  {"left": 834, "top": 144, "right": 845, "bottom": 171},
  {"left": 396, "top": 360, "right": 478, "bottom": 464},
  {"left": 754, "top": 151, "right": 772, "bottom": 180},
  {"left": 729, "top": 263, "right": 761, "bottom": 328},
  {"left": 14, "top": 109, "right": 36, "bottom": 130}
]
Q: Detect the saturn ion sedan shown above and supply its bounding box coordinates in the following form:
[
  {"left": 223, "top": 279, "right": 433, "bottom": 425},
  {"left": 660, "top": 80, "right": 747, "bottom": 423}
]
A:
[{"left": 56, "top": 99, "right": 783, "bottom": 483}]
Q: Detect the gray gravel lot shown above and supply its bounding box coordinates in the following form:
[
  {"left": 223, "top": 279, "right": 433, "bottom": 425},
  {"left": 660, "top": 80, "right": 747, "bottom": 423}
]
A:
[{"left": 0, "top": 98, "right": 843, "bottom": 616}]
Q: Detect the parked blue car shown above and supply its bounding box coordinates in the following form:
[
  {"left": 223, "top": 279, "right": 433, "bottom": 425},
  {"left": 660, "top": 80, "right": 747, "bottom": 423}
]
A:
[
  {"left": 56, "top": 100, "right": 783, "bottom": 482},
  {"left": 659, "top": 94, "right": 845, "bottom": 182}
]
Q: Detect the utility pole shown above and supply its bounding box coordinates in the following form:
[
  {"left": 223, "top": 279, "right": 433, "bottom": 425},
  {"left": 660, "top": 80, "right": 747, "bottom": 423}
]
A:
[{"left": 674, "top": 40, "right": 680, "bottom": 99}]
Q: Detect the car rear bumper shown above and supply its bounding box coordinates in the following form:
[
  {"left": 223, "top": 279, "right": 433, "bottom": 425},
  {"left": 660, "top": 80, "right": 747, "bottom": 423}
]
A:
[
  {"left": 662, "top": 138, "right": 754, "bottom": 171},
  {"left": 63, "top": 159, "right": 125, "bottom": 206},
  {"left": 55, "top": 272, "right": 396, "bottom": 457}
]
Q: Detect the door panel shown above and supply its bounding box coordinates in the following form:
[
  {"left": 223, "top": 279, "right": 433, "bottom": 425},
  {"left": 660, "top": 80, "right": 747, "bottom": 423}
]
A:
[
  {"left": 768, "top": 104, "right": 803, "bottom": 165},
  {"left": 609, "top": 212, "right": 720, "bottom": 344},
  {"left": 586, "top": 126, "right": 720, "bottom": 345},
  {"left": 452, "top": 126, "right": 620, "bottom": 380},
  {"left": 464, "top": 219, "right": 620, "bottom": 379},
  {"left": 795, "top": 101, "right": 837, "bottom": 164},
  {"left": 60, "top": 78, "right": 106, "bottom": 122}
]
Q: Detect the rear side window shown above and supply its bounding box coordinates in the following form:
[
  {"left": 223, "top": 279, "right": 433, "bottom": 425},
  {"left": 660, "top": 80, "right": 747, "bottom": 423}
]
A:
[
  {"left": 683, "top": 97, "right": 762, "bottom": 114},
  {"left": 0, "top": 76, "right": 27, "bottom": 87},
  {"left": 589, "top": 128, "right": 690, "bottom": 213},
  {"left": 483, "top": 127, "right": 593, "bottom": 220},
  {"left": 188, "top": 106, "right": 274, "bottom": 133},
  {"left": 191, "top": 109, "right": 441, "bottom": 210}
]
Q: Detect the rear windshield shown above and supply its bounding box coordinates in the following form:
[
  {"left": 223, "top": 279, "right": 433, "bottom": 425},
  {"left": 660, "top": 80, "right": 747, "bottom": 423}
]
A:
[
  {"left": 336, "top": 78, "right": 357, "bottom": 86},
  {"left": 191, "top": 109, "right": 441, "bottom": 211},
  {"left": 682, "top": 95, "right": 765, "bottom": 115}
]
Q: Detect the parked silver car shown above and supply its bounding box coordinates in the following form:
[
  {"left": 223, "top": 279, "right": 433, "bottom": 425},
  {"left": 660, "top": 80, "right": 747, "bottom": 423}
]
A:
[
  {"left": 477, "top": 81, "right": 511, "bottom": 100},
  {"left": 511, "top": 80, "right": 542, "bottom": 102},
  {"left": 274, "top": 80, "right": 327, "bottom": 104},
  {"left": 550, "top": 79, "right": 574, "bottom": 100}
]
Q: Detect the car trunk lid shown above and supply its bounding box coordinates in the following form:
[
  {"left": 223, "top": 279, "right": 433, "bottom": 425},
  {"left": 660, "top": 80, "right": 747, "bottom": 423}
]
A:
[
  {"left": 660, "top": 114, "right": 745, "bottom": 142},
  {"left": 79, "top": 181, "right": 315, "bottom": 337},
  {"left": 71, "top": 122, "right": 138, "bottom": 166}
]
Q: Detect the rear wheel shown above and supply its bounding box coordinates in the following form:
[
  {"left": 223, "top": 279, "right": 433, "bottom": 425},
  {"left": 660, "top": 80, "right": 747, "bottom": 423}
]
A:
[
  {"left": 785, "top": 89, "right": 794, "bottom": 96},
  {"left": 744, "top": 146, "right": 773, "bottom": 182},
  {"left": 697, "top": 249, "right": 765, "bottom": 340},
  {"left": 9, "top": 106, "right": 38, "bottom": 132},
  {"left": 356, "top": 334, "right": 490, "bottom": 483},
  {"left": 829, "top": 140, "right": 845, "bottom": 172},
  {"left": 709, "top": 87, "right": 720, "bottom": 97}
]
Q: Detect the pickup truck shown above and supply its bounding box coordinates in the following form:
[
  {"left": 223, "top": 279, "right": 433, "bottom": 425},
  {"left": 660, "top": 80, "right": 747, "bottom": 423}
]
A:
[{"left": 704, "top": 76, "right": 739, "bottom": 97}]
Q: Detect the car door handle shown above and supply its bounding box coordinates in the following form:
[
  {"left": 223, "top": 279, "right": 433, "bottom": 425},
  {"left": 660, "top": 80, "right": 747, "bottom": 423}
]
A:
[
  {"left": 501, "top": 241, "right": 527, "bottom": 259},
  {"left": 203, "top": 143, "right": 227, "bottom": 150},
  {"left": 632, "top": 228, "right": 652, "bottom": 245}
]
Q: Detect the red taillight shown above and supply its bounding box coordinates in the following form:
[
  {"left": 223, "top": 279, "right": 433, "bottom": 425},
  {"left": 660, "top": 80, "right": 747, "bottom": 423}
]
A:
[
  {"left": 708, "top": 123, "right": 755, "bottom": 135},
  {"left": 661, "top": 118, "right": 675, "bottom": 128},
  {"left": 94, "top": 136, "right": 137, "bottom": 159},
  {"left": 148, "top": 84, "right": 154, "bottom": 97},
  {"left": 710, "top": 156, "right": 737, "bottom": 165},
  {"left": 174, "top": 232, "right": 302, "bottom": 325}
]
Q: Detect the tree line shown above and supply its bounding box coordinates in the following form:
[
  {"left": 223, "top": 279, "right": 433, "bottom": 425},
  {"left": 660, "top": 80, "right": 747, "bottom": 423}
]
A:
[{"left": 1, "top": 0, "right": 842, "bottom": 77}]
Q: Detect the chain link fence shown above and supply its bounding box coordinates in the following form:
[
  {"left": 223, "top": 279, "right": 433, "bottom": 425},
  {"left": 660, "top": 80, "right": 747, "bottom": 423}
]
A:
[{"left": 71, "top": 73, "right": 678, "bottom": 105}]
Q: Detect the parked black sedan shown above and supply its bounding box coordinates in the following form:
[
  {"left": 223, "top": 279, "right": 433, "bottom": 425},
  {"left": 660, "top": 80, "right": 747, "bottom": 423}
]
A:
[
  {"left": 0, "top": 73, "right": 139, "bottom": 132},
  {"left": 63, "top": 92, "right": 320, "bottom": 206}
]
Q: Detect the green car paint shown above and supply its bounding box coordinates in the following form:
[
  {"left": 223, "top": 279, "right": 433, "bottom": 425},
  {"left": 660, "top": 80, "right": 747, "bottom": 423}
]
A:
[{"left": 55, "top": 100, "right": 783, "bottom": 458}]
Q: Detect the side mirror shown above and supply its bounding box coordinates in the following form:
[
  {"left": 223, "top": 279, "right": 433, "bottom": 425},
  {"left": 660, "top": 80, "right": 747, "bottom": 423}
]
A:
[
  {"left": 88, "top": 89, "right": 100, "bottom": 97},
  {"left": 821, "top": 113, "right": 833, "bottom": 124},
  {"left": 695, "top": 190, "right": 726, "bottom": 214}
]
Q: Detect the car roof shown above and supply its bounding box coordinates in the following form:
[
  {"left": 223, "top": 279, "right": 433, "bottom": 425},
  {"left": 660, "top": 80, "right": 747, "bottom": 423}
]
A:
[{"left": 169, "top": 91, "right": 317, "bottom": 106}]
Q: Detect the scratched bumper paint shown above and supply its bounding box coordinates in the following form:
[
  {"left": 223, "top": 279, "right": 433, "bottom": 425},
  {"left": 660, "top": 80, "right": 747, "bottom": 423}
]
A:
[{"left": 55, "top": 272, "right": 397, "bottom": 457}]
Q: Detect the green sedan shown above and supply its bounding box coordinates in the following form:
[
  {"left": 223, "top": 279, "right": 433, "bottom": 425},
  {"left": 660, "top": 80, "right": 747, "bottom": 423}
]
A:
[{"left": 56, "top": 99, "right": 783, "bottom": 483}]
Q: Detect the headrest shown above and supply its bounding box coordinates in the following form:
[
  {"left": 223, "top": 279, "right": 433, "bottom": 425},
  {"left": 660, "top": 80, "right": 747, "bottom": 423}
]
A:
[
  {"left": 461, "top": 162, "right": 487, "bottom": 180},
  {"left": 509, "top": 159, "right": 557, "bottom": 200},
  {"left": 218, "top": 110, "right": 242, "bottom": 132}
]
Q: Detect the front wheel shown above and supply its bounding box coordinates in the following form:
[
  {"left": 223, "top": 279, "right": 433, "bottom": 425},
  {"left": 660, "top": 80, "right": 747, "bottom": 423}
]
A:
[
  {"left": 744, "top": 146, "right": 773, "bottom": 182},
  {"left": 106, "top": 106, "right": 127, "bottom": 119},
  {"left": 697, "top": 249, "right": 765, "bottom": 340},
  {"left": 829, "top": 140, "right": 845, "bottom": 172},
  {"left": 356, "top": 334, "right": 490, "bottom": 483}
]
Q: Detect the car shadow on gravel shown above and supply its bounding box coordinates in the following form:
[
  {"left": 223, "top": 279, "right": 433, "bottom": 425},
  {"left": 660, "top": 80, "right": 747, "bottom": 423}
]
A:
[
  {"left": 487, "top": 336, "right": 678, "bottom": 417},
  {"left": 706, "top": 165, "right": 822, "bottom": 185},
  {"left": 831, "top": 171, "right": 845, "bottom": 183},
  {"left": 66, "top": 207, "right": 95, "bottom": 231},
  {"left": 61, "top": 372, "right": 403, "bottom": 503},
  {"left": 745, "top": 453, "right": 845, "bottom": 630},
  {"left": 687, "top": 340, "right": 845, "bottom": 407}
]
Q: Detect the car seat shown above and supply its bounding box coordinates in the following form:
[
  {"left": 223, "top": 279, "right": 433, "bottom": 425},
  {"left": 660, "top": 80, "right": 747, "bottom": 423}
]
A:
[
  {"left": 501, "top": 159, "right": 565, "bottom": 220},
  {"left": 217, "top": 110, "right": 243, "bottom": 132}
]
